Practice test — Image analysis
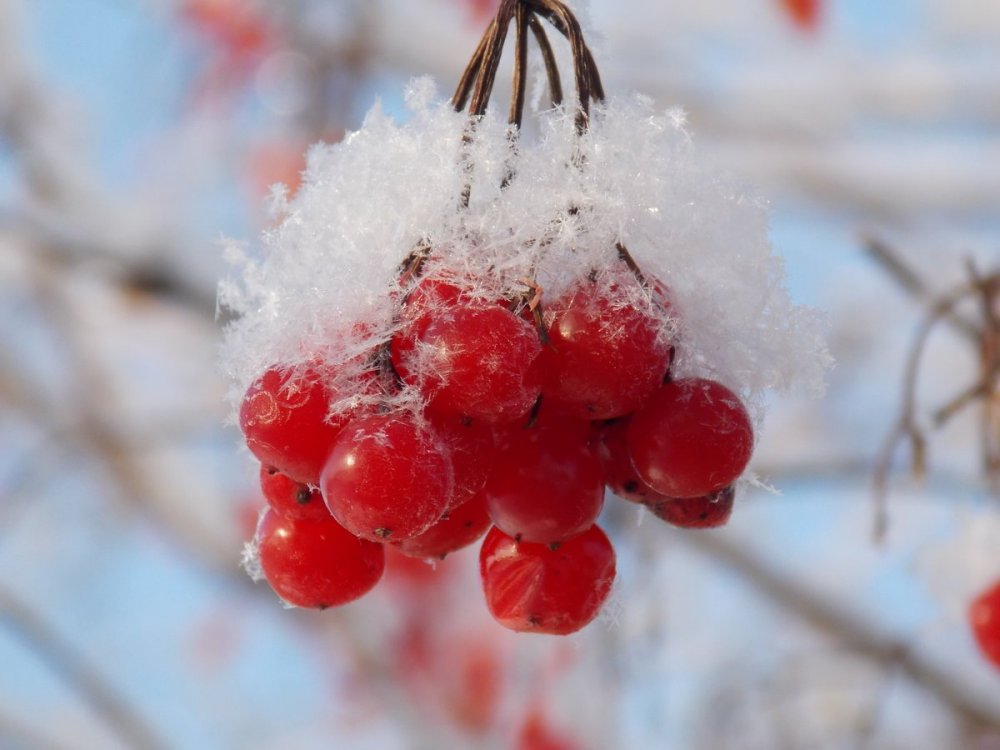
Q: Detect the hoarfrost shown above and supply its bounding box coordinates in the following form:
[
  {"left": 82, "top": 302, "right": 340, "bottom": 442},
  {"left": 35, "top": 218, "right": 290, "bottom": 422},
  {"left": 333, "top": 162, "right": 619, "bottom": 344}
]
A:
[{"left": 220, "top": 78, "right": 829, "bottom": 423}]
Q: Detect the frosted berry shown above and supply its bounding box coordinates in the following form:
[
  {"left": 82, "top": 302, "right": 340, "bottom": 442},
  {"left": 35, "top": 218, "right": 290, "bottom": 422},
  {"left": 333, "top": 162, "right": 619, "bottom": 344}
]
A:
[
  {"left": 627, "top": 377, "right": 753, "bottom": 498},
  {"left": 541, "top": 276, "right": 673, "bottom": 419},
  {"left": 391, "top": 278, "right": 468, "bottom": 382},
  {"left": 239, "top": 364, "right": 371, "bottom": 485},
  {"left": 255, "top": 509, "right": 385, "bottom": 609},
  {"left": 321, "top": 414, "right": 454, "bottom": 542},
  {"left": 395, "top": 493, "right": 492, "bottom": 560},
  {"left": 649, "top": 485, "right": 735, "bottom": 529},
  {"left": 479, "top": 525, "right": 616, "bottom": 635},
  {"left": 485, "top": 419, "right": 604, "bottom": 544},
  {"left": 415, "top": 304, "right": 544, "bottom": 423},
  {"left": 970, "top": 580, "right": 1000, "bottom": 669},
  {"left": 259, "top": 464, "right": 331, "bottom": 521}
]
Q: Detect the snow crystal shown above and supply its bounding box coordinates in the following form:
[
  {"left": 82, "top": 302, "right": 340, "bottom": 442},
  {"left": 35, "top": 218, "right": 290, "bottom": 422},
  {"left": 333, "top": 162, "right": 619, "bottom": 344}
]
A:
[{"left": 219, "top": 77, "right": 828, "bottom": 423}]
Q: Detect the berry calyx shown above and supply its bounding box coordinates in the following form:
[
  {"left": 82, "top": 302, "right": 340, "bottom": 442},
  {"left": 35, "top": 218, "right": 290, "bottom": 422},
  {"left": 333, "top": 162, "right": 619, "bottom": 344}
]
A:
[
  {"left": 970, "top": 580, "right": 1000, "bottom": 669},
  {"left": 255, "top": 508, "right": 385, "bottom": 609},
  {"left": 479, "top": 525, "right": 616, "bottom": 635},
  {"left": 259, "top": 464, "right": 331, "bottom": 521},
  {"left": 627, "top": 377, "right": 753, "bottom": 498},
  {"left": 648, "top": 485, "right": 735, "bottom": 529},
  {"left": 321, "top": 413, "right": 454, "bottom": 542}
]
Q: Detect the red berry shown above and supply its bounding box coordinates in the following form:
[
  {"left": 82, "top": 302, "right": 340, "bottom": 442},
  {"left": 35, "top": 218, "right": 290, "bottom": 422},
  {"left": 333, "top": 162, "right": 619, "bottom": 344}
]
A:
[
  {"left": 479, "top": 525, "right": 616, "bottom": 635},
  {"left": 648, "top": 485, "right": 735, "bottom": 529},
  {"left": 516, "top": 710, "right": 581, "bottom": 750},
  {"left": 239, "top": 364, "right": 371, "bottom": 485},
  {"left": 596, "top": 418, "right": 668, "bottom": 504},
  {"left": 627, "top": 377, "right": 753, "bottom": 498},
  {"left": 395, "top": 493, "right": 492, "bottom": 560},
  {"left": 970, "top": 580, "right": 1000, "bottom": 669},
  {"left": 416, "top": 305, "right": 544, "bottom": 423},
  {"left": 391, "top": 278, "right": 467, "bottom": 381},
  {"left": 259, "top": 464, "right": 331, "bottom": 521},
  {"left": 484, "top": 420, "right": 604, "bottom": 544},
  {"left": 321, "top": 414, "right": 454, "bottom": 542},
  {"left": 428, "top": 412, "right": 498, "bottom": 509},
  {"left": 541, "top": 276, "right": 673, "bottom": 419},
  {"left": 255, "top": 509, "right": 385, "bottom": 609}
]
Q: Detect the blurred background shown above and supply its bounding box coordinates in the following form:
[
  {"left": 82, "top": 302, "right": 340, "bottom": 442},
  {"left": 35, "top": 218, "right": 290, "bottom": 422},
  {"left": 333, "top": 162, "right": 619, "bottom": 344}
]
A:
[{"left": 1, "top": 0, "right": 999, "bottom": 748}]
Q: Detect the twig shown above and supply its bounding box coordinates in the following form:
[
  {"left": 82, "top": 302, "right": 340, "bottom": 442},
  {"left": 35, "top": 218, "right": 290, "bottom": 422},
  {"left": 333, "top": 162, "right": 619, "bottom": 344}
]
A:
[{"left": 862, "top": 233, "right": 979, "bottom": 343}]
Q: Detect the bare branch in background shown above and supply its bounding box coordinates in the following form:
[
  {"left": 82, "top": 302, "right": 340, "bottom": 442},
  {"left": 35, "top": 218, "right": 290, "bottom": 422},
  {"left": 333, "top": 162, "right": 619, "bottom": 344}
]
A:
[{"left": 0, "top": 586, "right": 168, "bottom": 750}]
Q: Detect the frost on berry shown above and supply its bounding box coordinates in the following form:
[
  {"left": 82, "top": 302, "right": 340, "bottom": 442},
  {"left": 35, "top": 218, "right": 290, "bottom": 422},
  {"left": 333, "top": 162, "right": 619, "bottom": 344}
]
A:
[{"left": 219, "top": 82, "right": 827, "bottom": 426}]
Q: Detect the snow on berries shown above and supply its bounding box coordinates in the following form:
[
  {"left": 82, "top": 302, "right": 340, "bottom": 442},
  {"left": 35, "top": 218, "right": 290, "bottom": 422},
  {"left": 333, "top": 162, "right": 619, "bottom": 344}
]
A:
[{"left": 222, "top": 0, "right": 826, "bottom": 634}]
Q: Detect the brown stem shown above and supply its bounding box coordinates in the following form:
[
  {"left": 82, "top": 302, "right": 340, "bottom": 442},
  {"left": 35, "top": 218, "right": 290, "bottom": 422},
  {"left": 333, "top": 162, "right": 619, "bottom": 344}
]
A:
[
  {"left": 469, "top": 0, "right": 518, "bottom": 117},
  {"left": 509, "top": 5, "right": 530, "bottom": 128},
  {"left": 528, "top": 14, "right": 563, "bottom": 108},
  {"left": 873, "top": 279, "right": 982, "bottom": 540},
  {"left": 451, "top": 19, "right": 496, "bottom": 111}
]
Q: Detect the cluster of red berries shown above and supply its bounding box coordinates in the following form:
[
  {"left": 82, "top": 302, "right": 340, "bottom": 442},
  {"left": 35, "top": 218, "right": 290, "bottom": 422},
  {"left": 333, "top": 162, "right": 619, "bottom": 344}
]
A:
[{"left": 241, "top": 264, "right": 754, "bottom": 635}]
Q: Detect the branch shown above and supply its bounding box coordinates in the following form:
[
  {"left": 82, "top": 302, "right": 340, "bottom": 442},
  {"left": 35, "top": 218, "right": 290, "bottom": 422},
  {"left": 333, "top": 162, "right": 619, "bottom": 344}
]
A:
[
  {"left": 681, "top": 531, "right": 1000, "bottom": 730},
  {"left": 0, "top": 586, "right": 168, "bottom": 750}
]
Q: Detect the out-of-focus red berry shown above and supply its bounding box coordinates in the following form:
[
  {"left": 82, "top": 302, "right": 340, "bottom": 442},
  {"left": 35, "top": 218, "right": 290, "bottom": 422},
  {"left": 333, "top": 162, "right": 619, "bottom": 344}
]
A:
[
  {"left": 780, "top": 0, "right": 821, "bottom": 31},
  {"left": 970, "top": 580, "right": 1000, "bottom": 669}
]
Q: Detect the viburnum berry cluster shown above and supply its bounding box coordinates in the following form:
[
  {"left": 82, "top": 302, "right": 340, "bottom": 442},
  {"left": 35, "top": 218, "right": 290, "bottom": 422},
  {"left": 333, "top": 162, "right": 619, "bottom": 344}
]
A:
[{"left": 223, "top": 0, "right": 826, "bottom": 635}]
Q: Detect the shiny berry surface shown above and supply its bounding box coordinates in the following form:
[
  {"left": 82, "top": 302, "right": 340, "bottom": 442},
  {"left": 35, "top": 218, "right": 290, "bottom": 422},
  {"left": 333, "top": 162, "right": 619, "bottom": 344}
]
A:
[
  {"left": 239, "top": 365, "right": 367, "bottom": 485},
  {"left": 479, "top": 525, "right": 616, "bottom": 635},
  {"left": 429, "top": 412, "right": 498, "bottom": 509},
  {"left": 259, "top": 465, "right": 331, "bottom": 521},
  {"left": 395, "top": 493, "right": 492, "bottom": 560},
  {"left": 256, "top": 509, "right": 385, "bottom": 609},
  {"left": 596, "top": 418, "right": 668, "bottom": 504},
  {"left": 542, "top": 279, "right": 672, "bottom": 419},
  {"left": 627, "top": 377, "right": 753, "bottom": 498},
  {"left": 321, "top": 414, "right": 454, "bottom": 542},
  {"left": 485, "top": 421, "right": 604, "bottom": 544},
  {"left": 970, "top": 580, "right": 1000, "bottom": 669},
  {"left": 649, "top": 485, "right": 735, "bottom": 529}
]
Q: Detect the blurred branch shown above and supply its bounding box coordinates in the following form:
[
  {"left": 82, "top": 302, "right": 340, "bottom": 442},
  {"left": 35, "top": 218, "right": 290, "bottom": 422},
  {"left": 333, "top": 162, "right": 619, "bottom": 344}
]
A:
[
  {"left": 862, "top": 233, "right": 979, "bottom": 343},
  {"left": 0, "top": 586, "right": 168, "bottom": 750},
  {"left": 0, "top": 706, "right": 73, "bottom": 750},
  {"left": 682, "top": 530, "right": 1000, "bottom": 731}
]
